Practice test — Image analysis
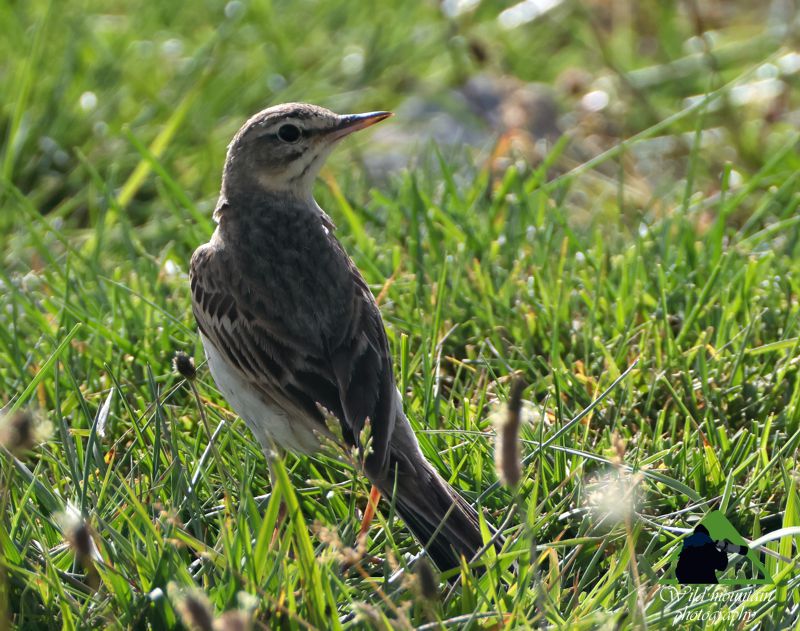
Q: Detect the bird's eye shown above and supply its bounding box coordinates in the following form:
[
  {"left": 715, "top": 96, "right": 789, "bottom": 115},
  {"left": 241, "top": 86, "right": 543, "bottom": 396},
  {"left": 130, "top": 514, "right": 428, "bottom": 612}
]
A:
[{"left": 277, "top": 124, "right": 302, "bottom": 143}]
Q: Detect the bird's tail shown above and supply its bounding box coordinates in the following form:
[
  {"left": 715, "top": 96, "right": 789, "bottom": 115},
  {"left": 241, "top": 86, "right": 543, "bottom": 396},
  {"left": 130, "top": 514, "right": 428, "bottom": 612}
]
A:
[{"left": 367, "top": 412, "right": 491, "bottom": 572}]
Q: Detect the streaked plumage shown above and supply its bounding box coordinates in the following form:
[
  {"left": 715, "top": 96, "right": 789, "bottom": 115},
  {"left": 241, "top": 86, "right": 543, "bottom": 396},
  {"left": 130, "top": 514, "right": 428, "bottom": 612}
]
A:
[{"left": 190, "top": 103, "right": 487, "bottom": 570}]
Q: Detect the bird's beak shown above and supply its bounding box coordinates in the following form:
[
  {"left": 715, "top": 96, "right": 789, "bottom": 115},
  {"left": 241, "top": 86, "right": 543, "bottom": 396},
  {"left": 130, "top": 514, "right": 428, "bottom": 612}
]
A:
[{"left": 329, "top": 111, "right": 393, "bottom": 141}]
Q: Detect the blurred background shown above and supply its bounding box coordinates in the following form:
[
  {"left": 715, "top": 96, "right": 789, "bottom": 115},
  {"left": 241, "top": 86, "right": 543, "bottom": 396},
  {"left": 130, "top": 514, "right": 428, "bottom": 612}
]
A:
[{"left": 2, "top": 0, "right": 799, "bottom": 238}]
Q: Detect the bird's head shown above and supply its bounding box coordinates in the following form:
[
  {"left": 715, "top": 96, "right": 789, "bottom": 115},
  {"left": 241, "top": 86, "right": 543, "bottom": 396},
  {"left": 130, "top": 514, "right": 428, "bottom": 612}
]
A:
[{"left": 221, "top": 102, "right": 391, "bottom": 201}]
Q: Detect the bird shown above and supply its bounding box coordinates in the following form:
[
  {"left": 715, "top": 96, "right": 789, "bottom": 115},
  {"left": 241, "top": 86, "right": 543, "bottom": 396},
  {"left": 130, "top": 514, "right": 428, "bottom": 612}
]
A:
[{"left": 189, "top": 102, "right": 488, "bottom": 572}]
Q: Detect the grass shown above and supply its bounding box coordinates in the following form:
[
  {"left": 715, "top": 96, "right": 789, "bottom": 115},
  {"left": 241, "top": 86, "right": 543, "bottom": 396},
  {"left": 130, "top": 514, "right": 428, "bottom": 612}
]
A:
[{"left": 2, "top": 0, "right": 800, "bottom": 628}]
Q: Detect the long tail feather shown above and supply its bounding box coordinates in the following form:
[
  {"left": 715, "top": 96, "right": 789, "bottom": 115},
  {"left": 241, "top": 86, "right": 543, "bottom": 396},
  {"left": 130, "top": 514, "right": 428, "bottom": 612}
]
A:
[{"left": 366, "top": 410, "right": 491, "bottom": 571}]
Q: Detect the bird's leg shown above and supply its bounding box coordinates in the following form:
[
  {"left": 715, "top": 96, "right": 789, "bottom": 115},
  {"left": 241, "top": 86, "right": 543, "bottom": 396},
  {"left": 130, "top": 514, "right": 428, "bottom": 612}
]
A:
[{"left": 358, "top": 485, "right": 382, "bottom": 541}]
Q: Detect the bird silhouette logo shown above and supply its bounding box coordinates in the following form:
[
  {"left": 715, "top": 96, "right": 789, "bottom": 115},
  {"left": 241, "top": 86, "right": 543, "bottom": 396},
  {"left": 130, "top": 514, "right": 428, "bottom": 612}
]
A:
[{"left": 667, "top": 511, "right": 773, "bottom": 585}]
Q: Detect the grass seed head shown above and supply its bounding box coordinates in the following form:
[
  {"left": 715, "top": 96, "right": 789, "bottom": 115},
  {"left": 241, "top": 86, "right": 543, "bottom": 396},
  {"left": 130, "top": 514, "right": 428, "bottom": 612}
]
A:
[
  {"left": 584, "top": 470, "right": 643, "bottom": 527},
  {"left": 213, "top": 611, "right": 252, "bottom": 631},
  {"left": 173, "top": 351, "right": 197, "bottom": 380},
  {"left": 313, "top": 520, "right": 343, "bottom": 553},
  {"left": 0, "top": 410, "right": 40, "bottom": 455},
  {"left": 168, "top": 582, "right": 214, "bottom": 631},
  {"left": 494, "top": 377, "right": 526, "bottom": 487},
  {"left": 611, "top": 430, "right": 626, "bottom": 465},
  {"left": 415, "top": 558, "right": 439, "bottom": 601},
  {"left": 56, "top": 503, "right": 95, "bottom": 564},
  {"left": 314, "top": 520, "right": 365, "bottom": 569},
  {"left": 353, "top": 602, "right": 383, "bottom": 626},
  {"left": 67, "top": 519, "right": 94, "bottom": 563},
  {"left": 55, "top": 503, "right": 101, "bottom": 587}
]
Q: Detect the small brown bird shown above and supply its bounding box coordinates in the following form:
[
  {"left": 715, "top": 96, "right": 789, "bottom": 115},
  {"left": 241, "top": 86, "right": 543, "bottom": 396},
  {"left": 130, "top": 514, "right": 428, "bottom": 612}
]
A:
[{"left": 189, "top": 103, "right": 486, "bottom": 570}]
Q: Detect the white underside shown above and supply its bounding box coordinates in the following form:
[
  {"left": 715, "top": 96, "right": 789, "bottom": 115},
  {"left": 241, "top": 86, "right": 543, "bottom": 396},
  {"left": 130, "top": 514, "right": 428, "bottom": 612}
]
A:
[{"left": 200, "top": 332, "right": 324, "bottom": 455}]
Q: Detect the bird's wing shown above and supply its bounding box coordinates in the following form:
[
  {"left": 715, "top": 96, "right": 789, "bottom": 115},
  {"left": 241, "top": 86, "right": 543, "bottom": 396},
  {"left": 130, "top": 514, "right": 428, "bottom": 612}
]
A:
[
  {"left": 190, "top": 242, "right": 339, "bottom": 424},
  {"left": 328, "top": 241, "right": 397, "bottom": 473},
  {"left": 190, "top": 237, "right": 397, "bottom": 470}
]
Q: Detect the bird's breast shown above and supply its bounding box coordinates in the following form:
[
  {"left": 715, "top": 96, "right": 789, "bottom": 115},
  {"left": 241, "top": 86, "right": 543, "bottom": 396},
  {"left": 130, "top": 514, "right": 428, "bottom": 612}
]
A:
[{"left": 235, "top": 215, "right": 356, "bottom": 345}]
